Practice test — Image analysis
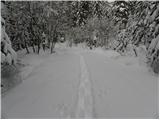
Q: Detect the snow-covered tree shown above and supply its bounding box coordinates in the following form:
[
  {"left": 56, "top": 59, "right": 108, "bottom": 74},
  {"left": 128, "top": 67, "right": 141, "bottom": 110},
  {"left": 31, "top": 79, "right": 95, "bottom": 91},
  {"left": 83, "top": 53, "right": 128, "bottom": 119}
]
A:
[
  {"left": 114, "top": 1, "right": 159, "bottom": 73},
  {"left": 1, "top": 17, "right": 17, "bottom": 65}
]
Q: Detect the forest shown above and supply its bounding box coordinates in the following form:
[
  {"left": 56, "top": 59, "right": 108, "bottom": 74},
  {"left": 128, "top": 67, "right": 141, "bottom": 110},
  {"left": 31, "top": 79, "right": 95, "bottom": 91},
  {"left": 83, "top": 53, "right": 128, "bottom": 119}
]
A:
[
  {"left": 1, "top": 1, "right": 159, "bottom": 119},
  {"left": 1, "top": 1, "right": 158, "bottom": 73}
]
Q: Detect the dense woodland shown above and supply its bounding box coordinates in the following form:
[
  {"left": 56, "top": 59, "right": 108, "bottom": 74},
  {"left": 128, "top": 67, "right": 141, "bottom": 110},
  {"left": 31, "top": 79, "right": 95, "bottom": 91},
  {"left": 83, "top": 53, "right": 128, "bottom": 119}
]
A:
[{"left": 1, "top": 1, "right": 159, "bottom": 74}]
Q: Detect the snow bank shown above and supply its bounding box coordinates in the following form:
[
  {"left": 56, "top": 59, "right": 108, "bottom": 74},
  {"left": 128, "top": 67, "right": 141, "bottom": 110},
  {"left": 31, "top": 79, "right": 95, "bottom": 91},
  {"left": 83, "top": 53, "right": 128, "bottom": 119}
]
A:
[
  {"left": 93, "top": 48, "right": 121, "bottom": 59},
  {"left": 55, "top": 42, "right": 68, "bottom": 49},
  {"left": 92, "top": 46, "right": 149, "bottom": 68},
  {"left": 17, "top": 47, "right": 51, "bottom": 80}
]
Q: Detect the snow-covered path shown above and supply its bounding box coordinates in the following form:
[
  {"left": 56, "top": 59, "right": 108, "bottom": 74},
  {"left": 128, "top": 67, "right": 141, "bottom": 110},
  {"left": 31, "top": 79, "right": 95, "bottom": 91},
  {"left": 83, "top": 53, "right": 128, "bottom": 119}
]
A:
[
  {"left": 2, "top": 51, "right": 81, "bottom": 118},
  {"left": 82, "top": 51, "right": 158, "bottom": 118},
  {"left": 75, "top": 55, "right": 94, "bottom": 118},
  {"left": 1, "top": 47, "right": 158, "bottom": 119}
]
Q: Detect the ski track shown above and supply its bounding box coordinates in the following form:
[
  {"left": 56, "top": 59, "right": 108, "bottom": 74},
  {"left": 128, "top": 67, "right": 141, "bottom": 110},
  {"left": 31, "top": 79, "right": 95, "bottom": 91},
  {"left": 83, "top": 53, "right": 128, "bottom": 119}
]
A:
[{"left": 75, "top": 55, "right": 94, "bottom": 118}]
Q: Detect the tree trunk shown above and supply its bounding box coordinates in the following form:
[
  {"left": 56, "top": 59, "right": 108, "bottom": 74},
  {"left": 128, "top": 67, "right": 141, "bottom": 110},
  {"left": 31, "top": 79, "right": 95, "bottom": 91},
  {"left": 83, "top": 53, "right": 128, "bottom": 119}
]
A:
[
  {"left": 36, "top": 35, "right": 41, "bottom": 54},
  {"left": 51, "top": 41, "right": 55, "bottom": 54},
  {"left": 48, "top": 38, "right": 50, "bottom": 49},
  {"left": 133, "top": 48, "right": 137, "bottom": 57},
  {"left": 50, "top": 23, "right": 58, "bottom": 53},
  {"left": 25, "top": 43, "right": 30, "bottom": 54},
  {"left": 37, "top": 44, "right": 40, "bottom": 54},
  {"left": 29, "top": 22, "right": 35, "bottom": 53},
  {"left": 32, "top": 44, "right": 35, "bottom": 53},
  {"left": 24, "top": 39, "right": 30, "bottom": 54},
  {"left": 105, "top": 37, "right": 108, "bottom": 49}
]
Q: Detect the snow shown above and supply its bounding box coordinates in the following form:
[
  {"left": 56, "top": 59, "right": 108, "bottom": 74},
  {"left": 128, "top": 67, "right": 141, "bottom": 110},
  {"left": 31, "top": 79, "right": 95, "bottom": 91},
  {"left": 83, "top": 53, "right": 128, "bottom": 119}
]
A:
[
  {"left": 82, "top": 51, "right": 158, "bottom": 118},
  {"left": 92, "top": 48, "right": 121, "bottom": 59},
  {"left": 1, "top": 19, "right": 17, "bottom": 65},
  {"left": 148, "top": 35, "right": 159, "bottom": 52},
  {"left": 119, "top": 7, "right": 125, "bottom": 11},
  {"left": 17, "top": 49, "right": 52, "bottom": 80},
  {"left": 5, "top": 53, "right": 12, "bottom": 65},
  {"left": 150, "top": 8, "right": 158, "bottom": 23},
  {"left": 1, "top": 51, "right": 6, "bottom": 63},
  {"left": 1, "top": 46, "right": 158, "bottom": 119},
  {"left": 7, "top": 44, "right": 17, "bottom": 64},
  {"left": 75, "top": 55, "right": 94, "bottom": 118},
  {"left": 2, "top": 48, "right": 80, "bottom": 118}
]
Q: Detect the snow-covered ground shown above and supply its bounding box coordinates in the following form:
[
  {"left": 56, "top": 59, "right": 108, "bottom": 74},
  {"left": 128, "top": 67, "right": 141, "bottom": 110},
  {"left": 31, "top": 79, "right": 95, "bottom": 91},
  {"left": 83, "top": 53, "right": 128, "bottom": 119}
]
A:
[{"left": 1, "top": 44, "right": 158, "bottom": 118}]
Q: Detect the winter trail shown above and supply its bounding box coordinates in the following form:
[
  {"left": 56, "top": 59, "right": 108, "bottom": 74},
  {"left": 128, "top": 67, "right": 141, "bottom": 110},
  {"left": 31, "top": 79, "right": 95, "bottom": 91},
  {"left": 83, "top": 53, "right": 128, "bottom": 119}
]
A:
[
  {"left": 75, "top": 55, "right": 94, "bottom": 118},
  {"left": 1, "top": 51, "right": 81, "bottom": 119},
  {"left": 1, "top": 47, "right": 158, "bottom": 119}
]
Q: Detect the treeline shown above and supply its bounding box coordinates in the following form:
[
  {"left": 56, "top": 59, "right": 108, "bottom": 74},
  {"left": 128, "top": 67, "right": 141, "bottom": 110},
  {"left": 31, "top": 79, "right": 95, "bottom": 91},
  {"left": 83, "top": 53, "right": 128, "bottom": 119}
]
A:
[
  {"left": 1, "top": 1, "right": 159, "bottom": 73},
  {"left": 2, "top": 1, "right": 116, "bottom": 51}
]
